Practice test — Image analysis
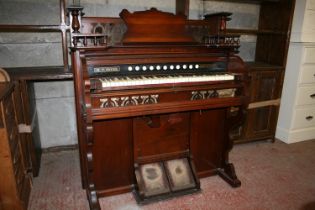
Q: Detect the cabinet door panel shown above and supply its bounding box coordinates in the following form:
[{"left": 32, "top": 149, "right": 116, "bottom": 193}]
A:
[
  {"left": 250, "top": 71, "right": 281, "bottom": 102},
  {"left": 244, "top": 106, "right": 279, "bottom": 139}
]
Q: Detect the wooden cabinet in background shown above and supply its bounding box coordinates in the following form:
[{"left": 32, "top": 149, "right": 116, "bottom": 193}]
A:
[
  {"left": 242, "top": 0, "right": 295, "bottom": 143},
  {"left": 0, "top": 82, "right": 31, "bottom": 210},
  {"left": 5, "top": 66, "right": 74, "bottom": 177},
  {"left": 237, "top": 68, "right": 284, "bottom": 143}
]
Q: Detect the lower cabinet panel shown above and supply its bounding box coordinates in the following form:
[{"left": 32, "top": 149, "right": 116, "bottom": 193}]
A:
[{"left": 91, "top": 108, "right": 228, "bottom": 194}]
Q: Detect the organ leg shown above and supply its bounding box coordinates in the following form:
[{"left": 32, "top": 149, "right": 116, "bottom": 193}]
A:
[
  {"left": 87, "top": 183, "right": 100, "bottom": 210},
  {"left": 85, "top": 102, "right": 101, "bottom": 209},
  {"left": 217, "top": 163, "right": 241, "bottom": 187},
  {"left": 86, "top": 149, "right": 101, "bottom": 210},
  {"left": 217, "top": 105, "right": 246, "bottom": 188}
]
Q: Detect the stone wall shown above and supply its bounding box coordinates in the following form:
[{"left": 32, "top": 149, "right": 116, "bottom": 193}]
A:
[{"left": 0, "top": 0, "right": 259, "bottom": 148}]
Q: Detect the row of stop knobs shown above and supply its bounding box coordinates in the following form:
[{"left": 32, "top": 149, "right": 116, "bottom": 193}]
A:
[{"left": 127, "top": 64, "right": 200, "bottom": 71}]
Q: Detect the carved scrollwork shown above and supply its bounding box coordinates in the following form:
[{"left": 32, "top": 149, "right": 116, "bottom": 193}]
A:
[
  {"left": 141, "top": 95, "right": 159, "bottom": 104},
  {"left": 121, "top": 96, "right": 139, "bottom": 106},
  {"left": 100, "top": 97, "right": 119, "bottom": 108},
  {"left": 99, "top": 94, "right": 159, "bottom": 108},
  {"left": 209, "top": 90, "right": 219, "bottom": 98},
  {"left": 191, "top": 91, "right": 205, "bottom": 100}
]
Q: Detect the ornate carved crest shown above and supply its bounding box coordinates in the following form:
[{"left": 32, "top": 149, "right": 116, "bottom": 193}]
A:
[{"left": 119, "top": 8, "right": 195, "bottom": 43}]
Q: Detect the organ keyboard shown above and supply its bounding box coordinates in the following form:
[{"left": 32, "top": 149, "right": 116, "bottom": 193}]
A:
[
  {"left": 69, "top": 7, "right": 248, "bottom": 210},
  {"left": 98, "top": 73, "right": 235, "bottom": 88}
]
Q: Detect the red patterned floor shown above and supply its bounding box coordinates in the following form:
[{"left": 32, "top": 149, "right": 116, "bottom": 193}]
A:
[{"left": 28, "top": 140, "right": 315, "bottom": 210}]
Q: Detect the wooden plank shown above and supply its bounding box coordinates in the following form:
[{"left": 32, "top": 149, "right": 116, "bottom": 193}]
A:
[{"left": 248, "top": 99, "right": 281, "bottom": 109}]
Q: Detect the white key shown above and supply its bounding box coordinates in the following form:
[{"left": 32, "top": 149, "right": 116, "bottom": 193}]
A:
[{"left": 100, "top": 78, "right": 108, "bottom": 87}]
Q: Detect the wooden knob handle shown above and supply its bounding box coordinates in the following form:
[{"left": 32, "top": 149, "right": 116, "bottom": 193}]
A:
[
  {"left": 310, "top": 93, "right": 315, "bottom": 99},
  {"left": 306, "top": 116, "right": 313, "bottom": 121}
]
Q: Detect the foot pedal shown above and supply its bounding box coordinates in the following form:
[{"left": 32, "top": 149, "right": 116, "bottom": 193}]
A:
[{"left": 133, "top": 157, "right": 200, "bottom": 204}]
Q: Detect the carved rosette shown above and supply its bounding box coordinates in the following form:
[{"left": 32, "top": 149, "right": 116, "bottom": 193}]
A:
[
  {"left": 191, "top": 88, "right": 236, "bottom": 100},
  {"left": 100, "top": 94, "right": 159, "bottom": 108}
]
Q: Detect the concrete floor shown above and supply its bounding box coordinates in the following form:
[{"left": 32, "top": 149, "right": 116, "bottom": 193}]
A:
[{"left": 28, "top": 140, "right": 315, "bottom": 210}]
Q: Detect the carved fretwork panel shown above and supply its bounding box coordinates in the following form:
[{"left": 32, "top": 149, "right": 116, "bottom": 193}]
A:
[
  {"left": 81, "top": 18, "right": 127, "bottom": 45},
  {"left": 99, "top": 94, "right": 159, "bottom": 108}
]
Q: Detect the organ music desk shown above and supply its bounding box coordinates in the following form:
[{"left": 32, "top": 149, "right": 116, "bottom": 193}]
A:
[{"left": 69, "top": 7, "right": 249, "bottom": 209}]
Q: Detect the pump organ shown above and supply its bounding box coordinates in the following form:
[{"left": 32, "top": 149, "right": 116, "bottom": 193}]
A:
[{"left": 69, "top": 7, "right": 248, "bottom": 210}]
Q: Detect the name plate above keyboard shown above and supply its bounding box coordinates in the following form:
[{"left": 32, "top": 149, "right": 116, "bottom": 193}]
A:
[
  {"left": 93, "top": 66, "right": 121, "bottom": 73},
  {"left": 88, "top": 62, "right": 227, "bottom": 77}
]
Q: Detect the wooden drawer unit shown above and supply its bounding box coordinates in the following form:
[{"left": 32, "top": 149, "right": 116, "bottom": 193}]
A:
[{"left": 0, "top": 82, "right": 31, "bottom": 210}]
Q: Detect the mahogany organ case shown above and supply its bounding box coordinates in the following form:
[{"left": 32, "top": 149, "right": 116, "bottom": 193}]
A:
[{"left": 69, "top": 7, "right": 249, "bottom": 210}]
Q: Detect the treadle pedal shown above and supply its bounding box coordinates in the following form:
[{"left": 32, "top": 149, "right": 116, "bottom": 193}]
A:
[{"left": 133, "top": 157, "right": 200, "bottom": 204}]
